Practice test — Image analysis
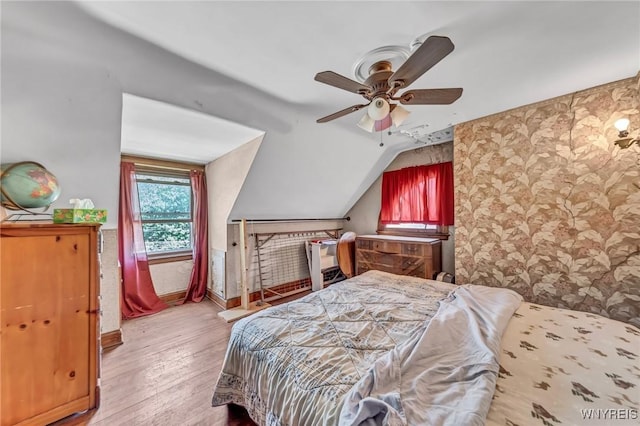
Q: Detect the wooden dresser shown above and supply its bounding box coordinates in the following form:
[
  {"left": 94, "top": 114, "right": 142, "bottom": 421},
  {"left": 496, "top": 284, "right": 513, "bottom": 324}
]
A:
[
  {"left": 1, "top": 222, "right": 100, "bottom": 426},
  {"left": 355, "top": 234, "right": 442, "bottom": 280}
]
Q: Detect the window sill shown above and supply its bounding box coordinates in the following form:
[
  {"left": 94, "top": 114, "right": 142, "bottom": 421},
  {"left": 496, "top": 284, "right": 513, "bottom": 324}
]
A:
[
  {"left": 376, "top": 229, "right": 450, "bottom": 240},
  {"left": 148, "top": 253, "right": 193, "bottom": 265}
]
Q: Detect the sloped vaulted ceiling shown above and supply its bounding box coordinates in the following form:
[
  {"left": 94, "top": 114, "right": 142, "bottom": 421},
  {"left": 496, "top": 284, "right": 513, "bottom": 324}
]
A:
[
  {"left": 78, "top": 1, "right": 640, "bottom": 220},
  {"left": 2, "top": 2, "right": 639, "bottom": 222},
  {"left": 121, "top": 93, "right": 265, "bottom": 164}
]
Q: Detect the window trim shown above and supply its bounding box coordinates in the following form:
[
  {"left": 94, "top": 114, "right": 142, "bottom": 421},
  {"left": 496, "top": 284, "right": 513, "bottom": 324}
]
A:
[
  {"left": 121, "top": 154, "right": 205, "bottom": 172},
  {"left": 148, "top": 252, "right": 193, "bottom": 265},
  {"left": 377, "top": 221, "right": 450, "bottom": 240}
]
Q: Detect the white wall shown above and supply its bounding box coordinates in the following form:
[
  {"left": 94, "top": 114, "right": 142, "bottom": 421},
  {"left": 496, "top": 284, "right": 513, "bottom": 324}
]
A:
[
  {"left": 0, "top": 27, "right": 122, "bottom": 225},
  {"left": 206, "top": 136, "right": 263, "bottom": 251},
  {"left": 100, "top": 229, "right": 120, "bottom": 334},
  {"left": 204, "top": 136, "right": 263, "bottom": 301},
  {"left": 210, "top": 248, "right": 226, "bottom": 297},
  {"left": 345, "top": 142, "right": 456, "bottom": 274},
  {"left": 149, "top": 260, "right": 192, "bottom": 296}
]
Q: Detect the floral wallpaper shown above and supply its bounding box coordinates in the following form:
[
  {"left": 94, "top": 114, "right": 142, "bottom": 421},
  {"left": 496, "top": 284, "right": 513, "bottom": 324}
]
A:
[{"left": 454, "top": 74, "right": 640, "bottom": 326}]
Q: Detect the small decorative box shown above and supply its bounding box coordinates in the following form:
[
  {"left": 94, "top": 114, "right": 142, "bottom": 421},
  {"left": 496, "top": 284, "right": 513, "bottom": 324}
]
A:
[{"left": 53, "top": 208, "right": 107, "bottom": 224}]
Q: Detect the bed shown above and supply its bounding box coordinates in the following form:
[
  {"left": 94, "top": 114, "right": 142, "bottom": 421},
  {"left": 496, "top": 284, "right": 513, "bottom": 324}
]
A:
[{"left": 212, "top": 270, "right": 639, "bottom": 425}]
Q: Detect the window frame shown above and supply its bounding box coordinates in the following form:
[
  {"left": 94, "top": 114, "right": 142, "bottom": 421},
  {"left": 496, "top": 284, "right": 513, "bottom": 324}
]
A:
[
  {"left": 135, "top": 167, "right": 194, "bottom": 264},
  {"left": 377, "top": 220, "right": 450, "bottom": 240}
]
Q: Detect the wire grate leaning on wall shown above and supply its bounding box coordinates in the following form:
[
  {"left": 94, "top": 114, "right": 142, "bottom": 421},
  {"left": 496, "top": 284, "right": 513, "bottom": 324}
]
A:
[{"left": 248, "top": 230, "right": 340, "bottom": 301}]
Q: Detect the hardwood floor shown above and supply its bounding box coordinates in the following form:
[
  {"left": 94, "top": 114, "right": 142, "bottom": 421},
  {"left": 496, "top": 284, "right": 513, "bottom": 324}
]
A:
[
  {"left": 88, "top": 300, "right": 251, "bottom": 425},
  {"left": 86, "top": 292, "right": 311, "bottom": 426}
]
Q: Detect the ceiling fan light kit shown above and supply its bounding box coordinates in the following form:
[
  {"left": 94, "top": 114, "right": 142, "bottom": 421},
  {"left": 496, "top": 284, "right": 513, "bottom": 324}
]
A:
[
  {"left": 368, "top": 98, "right": 390, "bottom": 120},
  {"left": 375, "top": 115, "right": 393, "bottom": 132},
  {"left": 357, "top": 114, "right": 375, "bottom": 132},
  {"left": 315, "top": 35, "right": 463, "bottom": 133},
  {"left": 390, "top": 105, "right": 410, "bottom": 127}
]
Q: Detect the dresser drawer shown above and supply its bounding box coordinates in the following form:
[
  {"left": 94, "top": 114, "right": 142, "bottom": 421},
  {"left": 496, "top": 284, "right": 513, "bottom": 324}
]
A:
[
  {"left": 357, "top": 250, "right": 399, "bottom": 268},
  {"left": 360, "top": 239, "right": 429, "bottom": 256},
  {"left": 371, "top": 240, "right": 402, "bottom": 254},
  {"left": 398, "top": 256, "right": 427, "bottom": 278},
  {"left": 356, "top": 251, "right": 428, "bottom": 278},
  {"left": 354, "top": 235, "right": 442, "bottom": 280},
  {"left": 401, "top": 243, "right": 426, "bottom": 256},
  {"left": 356, "top": 239, "right": 372, "bottom": 250}
]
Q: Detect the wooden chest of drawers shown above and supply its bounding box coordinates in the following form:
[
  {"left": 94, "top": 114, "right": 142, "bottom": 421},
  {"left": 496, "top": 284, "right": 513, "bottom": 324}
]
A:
[
  {"left": 355, "top": 235, "right": 442, "bottom": 280},
  {"left": 1, "top": 223, "right": 101, "bottom": 426}
]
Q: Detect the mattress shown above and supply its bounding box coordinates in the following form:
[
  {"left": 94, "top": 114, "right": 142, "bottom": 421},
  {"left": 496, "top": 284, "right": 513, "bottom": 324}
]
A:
[{"left": 487, "top": 302, "right": 639, "bottom": 426}]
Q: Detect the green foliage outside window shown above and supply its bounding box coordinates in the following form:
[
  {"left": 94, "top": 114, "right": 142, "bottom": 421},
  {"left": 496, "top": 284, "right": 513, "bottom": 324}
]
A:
[{"left": 136, "top": 173, "right": 192, "bottom": 253}]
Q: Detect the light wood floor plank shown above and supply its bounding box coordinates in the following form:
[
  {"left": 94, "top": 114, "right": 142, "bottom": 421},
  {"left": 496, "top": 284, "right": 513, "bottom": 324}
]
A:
[
  {"left": 73, "top": 292, "right": 312, "bottom": 426},
  {"left": 88, "top": 300, "right": 256, "bottom": 426}
]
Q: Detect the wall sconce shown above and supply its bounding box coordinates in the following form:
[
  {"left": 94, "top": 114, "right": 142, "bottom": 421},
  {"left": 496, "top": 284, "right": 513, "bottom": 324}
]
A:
[{"left": 614, "top": 118, "right": 639, "bottom": 149}]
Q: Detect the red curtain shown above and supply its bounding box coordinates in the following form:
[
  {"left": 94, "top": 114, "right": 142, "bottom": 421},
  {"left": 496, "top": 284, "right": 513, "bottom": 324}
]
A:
[
  {"left": 118, "top": 162, "right": 168, "bottom": 319},
  {"left": 380, "top": 162, "right": 454, "bottom": 226},
  {"left": 182, "top": 170, "right": 209, "bottom": 303}
]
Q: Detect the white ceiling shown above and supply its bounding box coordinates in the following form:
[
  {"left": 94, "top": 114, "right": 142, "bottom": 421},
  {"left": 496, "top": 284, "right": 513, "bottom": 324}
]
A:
[
  {"left": 121, "top": 93, "right": 264, "bottom": 164},
  {"left": 81, "top": 1, "right": 640, "bottom": 140}
]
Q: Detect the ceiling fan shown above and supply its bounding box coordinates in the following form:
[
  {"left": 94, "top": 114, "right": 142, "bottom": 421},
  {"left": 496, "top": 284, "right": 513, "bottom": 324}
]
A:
[{"left": 314, "top": 36, "right": 462, "bottom": 132}]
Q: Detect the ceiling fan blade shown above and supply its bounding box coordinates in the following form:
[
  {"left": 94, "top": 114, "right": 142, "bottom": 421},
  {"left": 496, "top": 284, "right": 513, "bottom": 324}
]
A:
[
  {"left": 398, "top": 88, "right": 463, "bottom": 105},
  {"left": 317, "top": 104, "right": 369, "bottom": 123},
  {"left": 388, "top": 36, "right": 455, "bottom": 89},
  {"left": 315, "top": 71, "right": 372, "bottom": 95}
]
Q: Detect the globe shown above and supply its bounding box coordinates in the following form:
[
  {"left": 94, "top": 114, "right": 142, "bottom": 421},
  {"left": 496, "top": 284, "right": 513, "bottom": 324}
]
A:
[{"left": 0, "top": 162, "right": 61, "bottom": 210}]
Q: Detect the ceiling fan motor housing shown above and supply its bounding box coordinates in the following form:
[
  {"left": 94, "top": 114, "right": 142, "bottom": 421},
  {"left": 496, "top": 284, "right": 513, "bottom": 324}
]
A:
[{"left": 364, "top": 61, "right": 394, "bottom": 98}]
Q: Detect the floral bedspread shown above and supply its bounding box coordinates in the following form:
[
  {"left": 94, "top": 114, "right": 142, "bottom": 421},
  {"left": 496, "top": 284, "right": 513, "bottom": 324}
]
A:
[{"left": 487, "top": 302, "right": 640, "bottom": 426}]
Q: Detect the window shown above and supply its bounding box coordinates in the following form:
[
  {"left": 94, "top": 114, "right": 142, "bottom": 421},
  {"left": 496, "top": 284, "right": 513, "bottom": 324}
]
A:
[
  {"left": 377, "top": 162, "right": 454, "bottom": 239},
  {"left": 378, "top": 222, "right": 449, "bottom": 238},
  {"left": 136, "top": 170, "right": 193, "bottom": 258},
  {"left": 384, "top": 223, "right": 437, "bottom": 231}
]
